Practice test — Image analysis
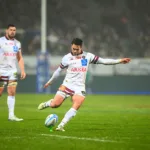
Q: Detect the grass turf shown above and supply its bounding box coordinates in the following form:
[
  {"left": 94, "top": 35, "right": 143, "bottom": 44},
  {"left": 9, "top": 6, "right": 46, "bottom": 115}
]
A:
[{"left": 0, "top": 94, "right": 150, "bottom": 150}]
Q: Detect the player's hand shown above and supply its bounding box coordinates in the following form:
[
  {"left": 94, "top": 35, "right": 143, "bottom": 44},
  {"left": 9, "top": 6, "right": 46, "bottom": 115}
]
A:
[
  {"left": 120, "top": 58, "right": 131, "bottom": 64},
  {"left": 44, "top": 82, "right": 52, "bottom": 88},
  {"left": 20, "top": 71, "right": 26, "bottom": 80}
]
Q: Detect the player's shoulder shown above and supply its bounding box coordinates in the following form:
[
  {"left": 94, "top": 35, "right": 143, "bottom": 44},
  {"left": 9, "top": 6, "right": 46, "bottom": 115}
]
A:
[
  {"left": 0, "top": 36, "right": 6, "bottom": 42},
  {"left": 83, "top": 51, "right": 95, "bottom": 58},
  {"left": 86, "top": 51, "right": 94, "bottom": 56},
  {"left": 14, "top": 38, "right": 21, "bottom": 44},
  {"left": 62, "top": 53, "right": 72, "bottom": 60},
  {"left": 0, "top": 36, "right": 7, "bottom": 45}
]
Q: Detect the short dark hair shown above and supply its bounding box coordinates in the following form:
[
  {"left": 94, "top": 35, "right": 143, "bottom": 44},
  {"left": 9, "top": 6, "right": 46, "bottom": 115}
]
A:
[
  {"left": 71, "top": 38, "right": 83, "bottom": 46},
  {"left": 7, "top": 24, "right": 16, "bottom": 29}
]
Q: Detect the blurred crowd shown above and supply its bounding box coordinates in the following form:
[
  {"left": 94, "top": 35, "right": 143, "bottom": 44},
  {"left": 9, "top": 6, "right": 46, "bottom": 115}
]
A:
[{"left": 0, "top": 0, "right": 150, "bottom": 58}]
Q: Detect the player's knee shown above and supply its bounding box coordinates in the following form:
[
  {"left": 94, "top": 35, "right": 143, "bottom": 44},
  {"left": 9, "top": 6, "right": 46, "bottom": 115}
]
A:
[
  {"left": 7, "top": 81, "right": 18, "bottom": 87},
  {"left": 7, "top": 89, "right": 16, "bottom": 96},
  {"left": 8, "top": 92, "right": 16, "bottom": 96},
  {"left": 7, "top": 81, "right": 17, "bottom": 96}
]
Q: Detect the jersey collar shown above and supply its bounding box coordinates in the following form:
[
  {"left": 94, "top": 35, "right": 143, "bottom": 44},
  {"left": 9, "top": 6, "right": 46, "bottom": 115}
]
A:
[
  {"left": 71, "top": 50, "right": 83, "bottom": 56},
  {"left": 5, "top": 35, "right": 14, "bottom": 41}
]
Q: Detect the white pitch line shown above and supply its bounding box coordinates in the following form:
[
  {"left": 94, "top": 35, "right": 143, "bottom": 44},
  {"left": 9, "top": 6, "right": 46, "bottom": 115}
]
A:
[
  {"left": 40, "top": 134, "right": 118, "bottom": 143},
  {"left": 4, "top": 136, "right": 21, "bottom": 139}
]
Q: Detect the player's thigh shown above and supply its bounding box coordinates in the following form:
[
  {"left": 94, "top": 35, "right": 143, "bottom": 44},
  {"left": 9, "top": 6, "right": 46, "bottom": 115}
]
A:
[
  {"left": 72, "top": 94, "right": 85, "bottom": 110},
  {"left": 50, "top": 92, "right": 66, "bottom": 107},
  {"left": 0, "top": 76, "right": 8, "bottom": 96},
  {"left": 7, "top": 80, "right": 17, "bottom": 96},
  {"left": 7, "top": 70, "right": 18, "bottom": 96},
  {"left": 9, "top": 70, "right": 18, "bottom": 81}
]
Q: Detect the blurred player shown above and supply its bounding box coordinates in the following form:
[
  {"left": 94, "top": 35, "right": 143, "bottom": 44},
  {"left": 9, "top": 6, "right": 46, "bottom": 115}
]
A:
[
  {"left": 0, "top": 24, "right": 26, "bottom": 121},
  {"left": 38, "top": 38, "right": 130, "bottom": 131}
]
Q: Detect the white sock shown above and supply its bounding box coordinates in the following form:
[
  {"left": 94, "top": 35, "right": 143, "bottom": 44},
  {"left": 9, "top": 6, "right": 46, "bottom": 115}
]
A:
[
  {"left": 58, "top": 108, "right": 77, "bottom": 128},
  {"left": 7, "top": 96, "right": 15, "bottom": 118},
  {"left": 45, "top": 99, "right": 53, "bottom": 107}
]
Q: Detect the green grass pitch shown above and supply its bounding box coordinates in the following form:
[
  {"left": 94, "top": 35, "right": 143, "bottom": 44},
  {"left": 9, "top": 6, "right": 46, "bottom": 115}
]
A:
[{"left": 0, "top": 94, "right": 150, "bottom": 150}]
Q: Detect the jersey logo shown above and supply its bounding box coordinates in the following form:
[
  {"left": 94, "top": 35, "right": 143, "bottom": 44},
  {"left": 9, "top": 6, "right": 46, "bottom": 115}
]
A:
[
  {"left": 13, "top": 46, "right": 19, "bottom": 52},
  {"left": 81, "top": 59, "right": 87, "bottom": 66}
]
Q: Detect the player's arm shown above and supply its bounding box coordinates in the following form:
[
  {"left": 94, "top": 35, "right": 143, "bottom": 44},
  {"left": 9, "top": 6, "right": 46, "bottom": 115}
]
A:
[
  {"left": 16, "top": 51, "right": 26, "bottom": 79},
  {"left": 44, "top": 56, "right": 68, "bottom": 88},
  {"left": 44, "top": 67, "right": 63, "bottom": 88},
  {"left": 90, "top": 53, "right": 130, "bottom": 65},
  {"left": 97, "top": 57, "right": 130, "bottom": 65}
]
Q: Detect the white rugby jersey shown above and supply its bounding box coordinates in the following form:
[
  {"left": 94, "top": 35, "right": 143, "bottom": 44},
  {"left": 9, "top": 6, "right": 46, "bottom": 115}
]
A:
[
  {"left": 0, "top": 36, "right": 21, "bottom": 71},
  {"left": 48, "top": 51, "right": 121, "bottom": 92},
  {"left": 60, "top": 52, "right": 91, "bottom": 87},
  {"left": 59, "top": 51, "right": 120, "bottom": 88}
]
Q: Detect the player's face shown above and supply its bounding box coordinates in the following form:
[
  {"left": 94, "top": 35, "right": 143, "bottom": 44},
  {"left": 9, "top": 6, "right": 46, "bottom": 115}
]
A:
[
  {"left": 71, "top": 44, "right": 82, "bottom": 56},
  {"left": 6, "top": 27, "right": 16, "bottom": 39}
]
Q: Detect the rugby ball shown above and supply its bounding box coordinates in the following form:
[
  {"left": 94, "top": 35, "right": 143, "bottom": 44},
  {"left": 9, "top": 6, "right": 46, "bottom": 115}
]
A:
[{"left": 45, "top": 114, "right": 58, "bottom": 127}]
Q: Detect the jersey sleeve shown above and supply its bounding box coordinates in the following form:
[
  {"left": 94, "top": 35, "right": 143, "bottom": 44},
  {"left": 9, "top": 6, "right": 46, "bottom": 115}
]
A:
[
  {"left": 88, "top": 53, "right": 99, "bottom": 64},
  {"left": 18, "top": 41, "right": 21, "bottom": 51},
  {"left": 47, "top": 67, "right": 62, "bottom": 84},
  {"left": 59, "top": 55, "right": 68, "bottom": 69},
  {"left": 88, "top": 52, "right": 121, "bottom": 65}
]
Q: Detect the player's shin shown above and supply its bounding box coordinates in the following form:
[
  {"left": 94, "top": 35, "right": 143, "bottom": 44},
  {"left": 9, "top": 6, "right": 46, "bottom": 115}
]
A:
[
  {"left": 45, "top": 99, "right": 53, "bottom": 107},
  {"left": 38, "top": 99, "right": 53, "bottom": 110},
  {"left": 57, "top": 108, "right": 77, "bottom": 129},
  {"left": 7, "top": 96, "right": 15, "bottom": 118}
]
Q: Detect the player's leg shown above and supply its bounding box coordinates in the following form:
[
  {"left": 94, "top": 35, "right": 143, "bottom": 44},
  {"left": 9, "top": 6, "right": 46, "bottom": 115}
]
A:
[
  {"left": 7, "top": 80, "right": 23, "bottom": 121},
  {"left": 7, "top": 80, "right": 16, "bottom": 119},
  {"left": 38, "top": 93, "right": 65, "bottom": 110},
  {"left": 7, "top": 70, "right": 23, "bottom": 121},
  {"left": 56, "top": 94, "right": 85, "bottom": 131},
  {"left": 38, "top": 85, "right": 70, "bottom": 110},
  {"left": 0, "top": 76, "right": 8, "bottom": 97},
  {"left": 48, "top": 92, "right": 66, "bottom": 108}
]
